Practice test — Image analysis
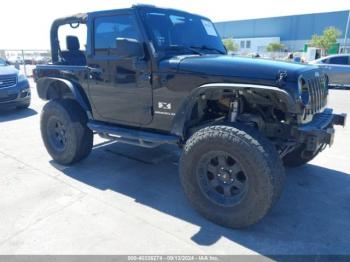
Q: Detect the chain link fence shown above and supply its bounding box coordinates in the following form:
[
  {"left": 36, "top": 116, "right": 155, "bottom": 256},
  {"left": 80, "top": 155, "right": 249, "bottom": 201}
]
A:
[{"left": 0, "top": 49, "right": 51, "bottom": 77}]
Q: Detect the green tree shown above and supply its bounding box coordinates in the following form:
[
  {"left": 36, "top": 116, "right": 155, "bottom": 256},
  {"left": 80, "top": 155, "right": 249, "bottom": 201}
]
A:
[
  {"left": 266, "top": 42, "right": 284, "bottom": 52},
  {"left": 309, "top": 27, "right": 341, "bottom": 54},
  {"left": 223, "top": 39, "right": 239, "bottom": 52}
]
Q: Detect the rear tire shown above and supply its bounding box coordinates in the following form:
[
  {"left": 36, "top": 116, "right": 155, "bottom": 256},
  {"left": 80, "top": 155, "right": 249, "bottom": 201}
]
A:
[
  {"left": 180, "top": 124, "right": 285, "bottom": 228},
  {"left": 40, "top": 99, "right": 93, "bottom": 165}
]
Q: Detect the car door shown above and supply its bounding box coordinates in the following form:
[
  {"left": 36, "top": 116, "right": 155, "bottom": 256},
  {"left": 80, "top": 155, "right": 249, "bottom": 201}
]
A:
[
  {"left": 325, "top": 55, "right": 350, "bottom": 87},
  {"left": 87, "top": 11, "right": 153, "bottom": 125}
]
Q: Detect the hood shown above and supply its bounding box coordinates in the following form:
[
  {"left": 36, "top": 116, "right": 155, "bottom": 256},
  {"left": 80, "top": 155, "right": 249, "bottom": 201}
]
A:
[
  {"left": 0, "top": 65, "right": 19, "bottom": 76},
  {"left": 175, "top": 55, "right": 319, "bottom": 83}
]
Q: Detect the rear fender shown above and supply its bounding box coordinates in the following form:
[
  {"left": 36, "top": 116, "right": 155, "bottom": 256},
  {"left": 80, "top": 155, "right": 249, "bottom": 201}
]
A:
[{"left": 37, "top": 77, "right": 92, "bottom": 118}]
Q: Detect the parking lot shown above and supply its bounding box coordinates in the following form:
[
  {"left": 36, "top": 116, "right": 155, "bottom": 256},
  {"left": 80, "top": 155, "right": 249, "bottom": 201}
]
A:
[{"left": 0, "top": 79, "right": 349, "bottom": 255}]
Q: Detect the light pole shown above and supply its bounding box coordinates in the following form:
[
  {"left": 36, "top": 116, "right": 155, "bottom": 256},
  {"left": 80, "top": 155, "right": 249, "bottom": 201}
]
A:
[{"left": 342, "top": 10, "right": 350, "bottom": 53}]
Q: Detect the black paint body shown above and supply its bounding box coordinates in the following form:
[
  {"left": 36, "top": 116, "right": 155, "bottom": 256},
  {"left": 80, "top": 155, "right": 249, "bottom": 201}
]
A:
[{"left": 35, "top": 5, "right": 335, "bottom": 138}]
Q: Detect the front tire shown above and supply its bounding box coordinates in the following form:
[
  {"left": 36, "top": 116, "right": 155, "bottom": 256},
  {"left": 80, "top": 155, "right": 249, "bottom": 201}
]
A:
[
  {"left": 180, "top": 125, "right": 285, "bottom": 228},
  {"left": 40, "top": 99, "right": 93, "bottom": 165}
]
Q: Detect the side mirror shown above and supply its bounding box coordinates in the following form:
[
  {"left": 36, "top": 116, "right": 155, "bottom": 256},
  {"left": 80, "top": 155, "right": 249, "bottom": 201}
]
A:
[{"left": 115, "top": 38, "right": 144, "bottom": 58}]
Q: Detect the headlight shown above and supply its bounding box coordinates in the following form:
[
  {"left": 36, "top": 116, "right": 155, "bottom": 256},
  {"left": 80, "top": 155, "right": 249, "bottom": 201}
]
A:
[{"left": 17, "top": 73, "right": 27, "bottom": 82}]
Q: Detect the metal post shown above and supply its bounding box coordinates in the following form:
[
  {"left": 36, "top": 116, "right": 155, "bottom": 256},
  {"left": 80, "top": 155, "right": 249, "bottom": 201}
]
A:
[
  {"left": 342, "top": 10, "right": 350, "bottom": 54},
  {"left": 21, "top": 49, "right": 27, "bottom": 76}
]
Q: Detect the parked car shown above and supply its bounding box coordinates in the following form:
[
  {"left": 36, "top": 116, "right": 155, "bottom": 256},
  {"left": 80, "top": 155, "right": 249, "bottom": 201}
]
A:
[
  {"left": 7, "top": 56, "right": 24, "bottom": 65},
  {"left": 24, "top": 58, "right": 35, "bottom": 65},
  {"left": 35, "top": 5, "right": 346, "bottom": 229},
  {"left": 0, "top": 58, "right": 31, "bottom": 109},
  {"left": 310, "top": 54, "right": 350, "bottom": 88},
  {"left": 33, "top": 56, "right": 51, "bottom": 65}
]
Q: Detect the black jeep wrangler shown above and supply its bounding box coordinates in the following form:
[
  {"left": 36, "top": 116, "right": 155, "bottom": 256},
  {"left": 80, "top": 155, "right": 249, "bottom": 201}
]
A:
[{"left": 35, "top": 5, "right": 346, "bottom": 228}]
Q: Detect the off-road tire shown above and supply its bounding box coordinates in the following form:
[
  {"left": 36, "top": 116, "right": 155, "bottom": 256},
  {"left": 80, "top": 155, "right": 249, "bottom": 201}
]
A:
[
  {"left": 180, "top": 124, "right": 285, "bottom": 228},
  {"left": 40, "top": 99, "right": 93, "bottom": 165},
  {"left": 283, "top": 145, "right": 319, "bottom": 167}
]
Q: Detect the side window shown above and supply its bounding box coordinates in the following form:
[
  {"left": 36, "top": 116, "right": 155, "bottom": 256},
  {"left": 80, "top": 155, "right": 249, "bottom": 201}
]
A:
[
  {"left": 328, "top": 56, "right": 349, "bottom": 65},
  {"left": 94, "top": 15, "right": 140, "bottom": 56},
  {"left": 58, "top": 24, "right": 87, "bottom": 51},
  {"left": 246, "top": 40, "right": 251, "bottom": 49}
]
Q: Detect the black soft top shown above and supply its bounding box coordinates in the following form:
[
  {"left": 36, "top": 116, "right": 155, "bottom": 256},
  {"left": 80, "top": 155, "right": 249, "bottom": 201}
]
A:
[{"left": 50, "top": 13, "right": 88, "bottom": 63}]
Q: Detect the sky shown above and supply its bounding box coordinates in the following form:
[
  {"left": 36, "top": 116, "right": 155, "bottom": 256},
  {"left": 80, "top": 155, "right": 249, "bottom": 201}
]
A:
[{"left": 0, "top": 0, "right": 349, "bottom": 50}]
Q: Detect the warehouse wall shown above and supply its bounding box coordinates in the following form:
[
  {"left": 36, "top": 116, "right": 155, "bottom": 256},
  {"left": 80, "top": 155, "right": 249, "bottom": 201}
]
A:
[{"left": 215, "top": 10, "right": 349, "bottom": 42}]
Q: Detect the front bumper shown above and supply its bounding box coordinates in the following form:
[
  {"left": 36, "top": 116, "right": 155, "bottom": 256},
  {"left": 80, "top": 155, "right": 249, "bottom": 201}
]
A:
[
  {"left": 293, "top": 108, "right": 347, "bottom": 152},
  {"left": 0, "top": 80, "right": 31, "bottom": 109},
  {"left": 0, "top": 96, "right": 31, "bottom": 109}
]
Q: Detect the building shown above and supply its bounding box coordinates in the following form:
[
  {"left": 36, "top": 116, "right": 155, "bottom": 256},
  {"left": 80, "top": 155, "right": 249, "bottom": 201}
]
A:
[{"left": 215, "top": 10, "right": 350, "bottom": 54}]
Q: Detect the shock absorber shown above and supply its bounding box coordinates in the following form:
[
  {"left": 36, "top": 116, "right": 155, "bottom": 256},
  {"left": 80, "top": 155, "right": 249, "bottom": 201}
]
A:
[{"left": 229, "top": 99, "right": 239, "bottom": 122}]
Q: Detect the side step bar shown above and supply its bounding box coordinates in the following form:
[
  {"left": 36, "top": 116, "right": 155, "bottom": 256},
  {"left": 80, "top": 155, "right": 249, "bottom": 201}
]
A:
[{"left": 87, "top": 121, "right": 180, "bottom": 148}]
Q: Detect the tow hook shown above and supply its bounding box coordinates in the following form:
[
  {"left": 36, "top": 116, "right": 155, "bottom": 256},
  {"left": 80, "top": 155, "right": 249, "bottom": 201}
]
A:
[{"left": 333, "top": 113, "right": 347, "bottom": 127}]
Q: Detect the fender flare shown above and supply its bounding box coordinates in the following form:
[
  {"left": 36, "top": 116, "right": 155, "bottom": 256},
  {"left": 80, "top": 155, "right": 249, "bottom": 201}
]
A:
[
  {"left": 37, "top": 77, "right": 92, "bottom": 118},
  {"left": 170, "top": 82, "right": 301, "bottom": 138}
]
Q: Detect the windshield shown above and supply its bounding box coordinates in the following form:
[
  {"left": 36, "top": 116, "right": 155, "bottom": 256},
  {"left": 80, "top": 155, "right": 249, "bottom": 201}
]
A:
[
  {"left": 0, "top": 58, "right": 6, "bottom": 66},
  {"left": 139, "top": 8, "right": 226, "bottom": 56}
]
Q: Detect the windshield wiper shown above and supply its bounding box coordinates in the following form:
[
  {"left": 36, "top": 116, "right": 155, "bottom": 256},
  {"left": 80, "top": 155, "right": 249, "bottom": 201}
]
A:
[
  {"left": 190, "top": 45, "right": 226, "bottom": 55},
  {"left": 165, "top": 45, "right": 203, "bottom": 55}
]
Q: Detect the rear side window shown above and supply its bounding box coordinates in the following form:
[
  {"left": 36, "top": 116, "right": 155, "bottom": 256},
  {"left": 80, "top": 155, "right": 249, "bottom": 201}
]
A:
[
  {"left": 58, "top": 24, "right": 87, "bottom": 51},
  {"left": 328, "top": 56, "right": 349, "bottom": 65},
  {"left": 94, "top": 15, "right": 140, "bottom": 56}
]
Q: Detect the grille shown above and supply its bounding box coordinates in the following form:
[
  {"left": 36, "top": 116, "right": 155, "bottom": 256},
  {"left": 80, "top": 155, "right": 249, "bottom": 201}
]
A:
[
  {"left": 0, "top": 74, "right": 17, "bottom": 89},
  {"left": 0, "top": 93, "right": 18, "bottom": 102},
  {"left": 304, "top": 75, "right": 328, "bottom": 116}
]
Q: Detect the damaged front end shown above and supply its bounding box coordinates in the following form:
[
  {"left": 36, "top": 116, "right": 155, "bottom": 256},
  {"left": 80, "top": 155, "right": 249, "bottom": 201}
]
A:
[
  {"left": 292, "top": 108, "right": 346, "bottom": 158},
  {"left": 288, "top": 70, "right": 347, "bottom": 159}
]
